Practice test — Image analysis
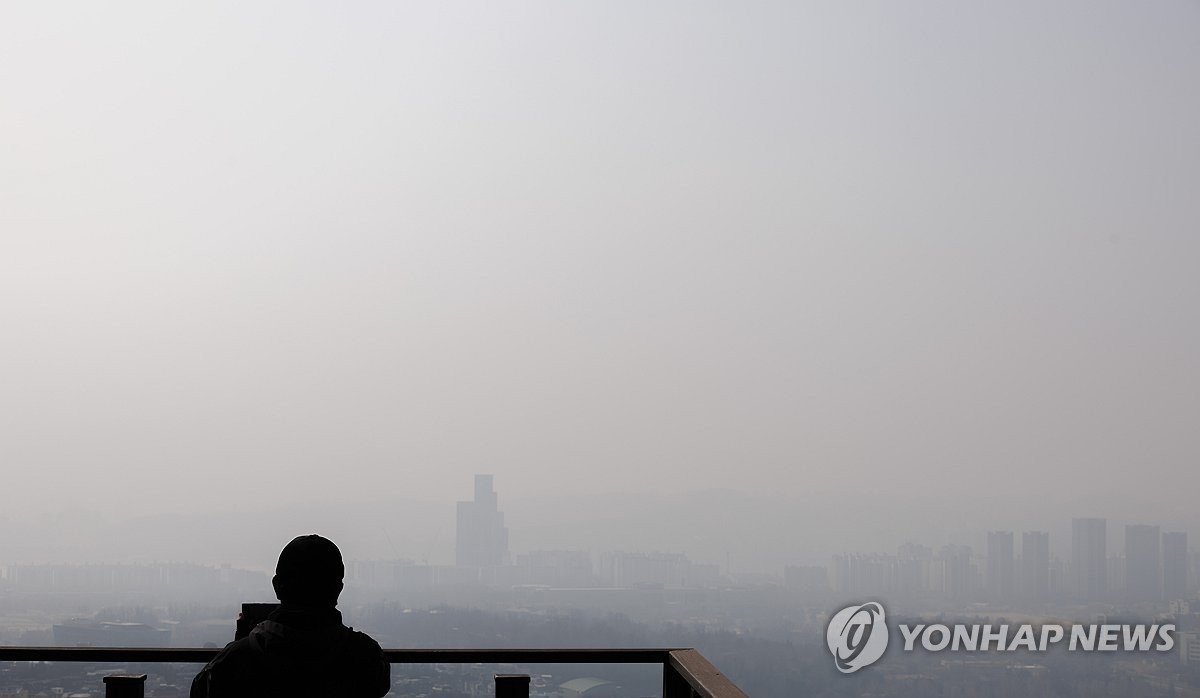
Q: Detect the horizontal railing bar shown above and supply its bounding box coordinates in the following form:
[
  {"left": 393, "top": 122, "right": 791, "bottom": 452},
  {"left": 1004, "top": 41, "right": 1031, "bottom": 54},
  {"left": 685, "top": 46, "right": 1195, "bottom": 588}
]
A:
[
  {"left": 0, "top": 647, "right": 677, "bottom": 664},
  {"left": 0, "top": 648, "right": 218, "bottom": 663},
  {"left": 386, "top": 648, "right": 675, "bottom": 663},
  {"left": 0, "top": 647, "right": 742, "bottom": 698}
]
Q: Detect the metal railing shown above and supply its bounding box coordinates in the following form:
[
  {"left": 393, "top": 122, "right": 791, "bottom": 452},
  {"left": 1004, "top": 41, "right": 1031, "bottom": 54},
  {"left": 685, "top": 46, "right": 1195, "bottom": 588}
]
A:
[{"left": 0, "top": 646, "right": 748, "bottom": 698}]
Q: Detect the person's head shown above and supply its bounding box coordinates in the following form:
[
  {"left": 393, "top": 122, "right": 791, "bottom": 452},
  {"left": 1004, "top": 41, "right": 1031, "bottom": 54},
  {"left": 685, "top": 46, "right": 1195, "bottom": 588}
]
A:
[{"left": 272, "top": 534, "right": 345, "bottom": 608}]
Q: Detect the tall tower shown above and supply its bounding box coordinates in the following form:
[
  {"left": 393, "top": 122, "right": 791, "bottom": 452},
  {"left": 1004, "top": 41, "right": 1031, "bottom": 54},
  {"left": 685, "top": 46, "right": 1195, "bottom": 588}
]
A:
[
  {"left": 1021, "top": 531, "right": 1050, "bottom": 600},
  {"left": 1072, "top": 518, "right": 1107, "bottom": 601},
  {"left": 1125, "top": 524, "right": 1162, "bottom": 603},
  {"left": 1163, "top": 531, "right": 1188, "bottom": 602},
  {"left": 986, "top": 531, "right": 1015, "bottom": 600},
  {"left": 455, "top": 474, "right": 510, "bottom": 568}
]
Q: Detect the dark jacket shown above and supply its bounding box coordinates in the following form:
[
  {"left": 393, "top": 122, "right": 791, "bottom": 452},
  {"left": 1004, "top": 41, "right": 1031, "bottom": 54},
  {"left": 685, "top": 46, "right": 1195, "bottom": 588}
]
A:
[{"left": 191, "top": 606, "right": 390, "bottom": 698}]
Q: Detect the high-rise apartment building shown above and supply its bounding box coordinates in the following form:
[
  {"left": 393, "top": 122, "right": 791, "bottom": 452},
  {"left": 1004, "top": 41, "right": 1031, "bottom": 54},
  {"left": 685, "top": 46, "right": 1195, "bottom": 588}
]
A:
[
  {"left": 939, "top": 545, "right": 975, "bottom": 600},
  {"left": 986, "top": 531, "right": 1015, "bottom": 599},
  {"left": 1072, "top": 518, "right": 1107, "bottom": 601},
  {"left": 1164, "top": 531, "right": 1189, "bottom": 601},
  {"left": 456, "top": 474, "right": 510, "bottom": 568},
  {"left": 1021, "top": 531, "right": 1050, "bottom": 599},
  {"left": 1126, "top": 524, "right": 1162, "bottom": 603}
]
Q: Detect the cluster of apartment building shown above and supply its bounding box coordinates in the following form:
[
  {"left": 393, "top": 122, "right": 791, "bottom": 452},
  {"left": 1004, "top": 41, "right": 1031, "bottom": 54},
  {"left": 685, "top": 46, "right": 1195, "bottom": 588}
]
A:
[
  {"left": 0, "top": 561, "right": 266, "bottom": 597},
  {"left": 799, "top": 518, "right": 1193, "bottom": 606}
]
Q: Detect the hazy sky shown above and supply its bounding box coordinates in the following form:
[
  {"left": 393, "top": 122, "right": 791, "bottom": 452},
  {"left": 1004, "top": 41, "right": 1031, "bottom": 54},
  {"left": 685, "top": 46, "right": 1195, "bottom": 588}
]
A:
[{"left": 2, "top": 2, "right": 1198, "bottom": 521}]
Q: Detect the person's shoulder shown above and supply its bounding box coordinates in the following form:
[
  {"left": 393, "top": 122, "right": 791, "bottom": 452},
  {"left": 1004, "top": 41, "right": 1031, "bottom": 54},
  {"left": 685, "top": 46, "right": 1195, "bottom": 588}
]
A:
[
  {"left": 206, "top": 636, "right": 261, "bottom": 670},
  {"left": 191, "top": 637, "right": 261, "bottom": 698},
  {"left": 344, "top": 627, "right": 384, "bottom": 655},
  {"left": 341, "top": 627, "right": 390, "bottom": 698},
  {"left": 216, "top": 636, "right": 256, "bottom": 655}
]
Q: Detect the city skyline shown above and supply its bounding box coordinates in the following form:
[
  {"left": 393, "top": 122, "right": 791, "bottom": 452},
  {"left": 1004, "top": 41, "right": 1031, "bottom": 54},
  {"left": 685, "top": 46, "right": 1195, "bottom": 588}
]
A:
[
  {"left": 4, "top": 474, "right": 1193, "bottom": 600},
  {"left": 1, "top": 480, "right": 1197, "bottom": 571}
]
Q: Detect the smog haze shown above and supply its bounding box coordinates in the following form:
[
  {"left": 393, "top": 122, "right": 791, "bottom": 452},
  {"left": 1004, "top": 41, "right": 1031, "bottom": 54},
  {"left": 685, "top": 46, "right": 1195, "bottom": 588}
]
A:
[{"left": 2, "top": 2, "right": 1198, "bottom": 551}]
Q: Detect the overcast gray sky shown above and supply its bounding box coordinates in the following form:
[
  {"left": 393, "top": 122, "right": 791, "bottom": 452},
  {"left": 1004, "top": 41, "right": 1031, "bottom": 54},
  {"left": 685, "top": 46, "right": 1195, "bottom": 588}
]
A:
[{"left": 2, "top": 1, "right": 1198, "bottom": 522}]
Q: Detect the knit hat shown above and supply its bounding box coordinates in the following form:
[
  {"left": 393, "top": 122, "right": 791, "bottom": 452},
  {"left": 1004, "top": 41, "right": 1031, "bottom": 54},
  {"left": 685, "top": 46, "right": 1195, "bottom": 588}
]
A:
[{"left": 274, "top": 534, "right": 344, "bottom": 605}]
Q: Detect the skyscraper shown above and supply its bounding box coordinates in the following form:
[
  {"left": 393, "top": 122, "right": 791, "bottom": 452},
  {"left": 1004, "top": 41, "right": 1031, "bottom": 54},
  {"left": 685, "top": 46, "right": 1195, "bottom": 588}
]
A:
[
  {"left": 1164, "top": 532, "right": 1189, "bottom": 602},
  {"left": 456, "top": 474, "right": 510, "bottom": 568},
  {"left": 986, "top": 531, "right": 1015, "bottom": 599},
  {"left": 1021, "top": 531, "right": 1050, "bottom": 599},
  {"left": 1072, "top": 518, "right": 1107, "bottom": 601}
]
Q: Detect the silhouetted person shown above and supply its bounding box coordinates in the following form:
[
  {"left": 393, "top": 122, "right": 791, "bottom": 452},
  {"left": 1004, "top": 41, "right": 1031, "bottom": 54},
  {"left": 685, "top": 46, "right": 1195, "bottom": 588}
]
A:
[{"left": 191, "top": 535, "right": 390, "bottom": 698}]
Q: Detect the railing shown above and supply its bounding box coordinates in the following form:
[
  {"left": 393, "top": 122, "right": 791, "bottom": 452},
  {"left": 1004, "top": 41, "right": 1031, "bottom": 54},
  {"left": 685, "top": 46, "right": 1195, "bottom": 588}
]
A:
[{"left": 0, "top": 646, "right": 748, "bottom": 698}]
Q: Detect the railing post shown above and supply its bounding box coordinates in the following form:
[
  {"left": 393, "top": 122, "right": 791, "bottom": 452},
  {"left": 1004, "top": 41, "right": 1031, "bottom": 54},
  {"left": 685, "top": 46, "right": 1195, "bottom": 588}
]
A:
[
  {"left": 103, "top": 674, "right": 147, "bottom": 698},
  {"left": 495, "top": 673, "right": 530, "bottom": 698}
]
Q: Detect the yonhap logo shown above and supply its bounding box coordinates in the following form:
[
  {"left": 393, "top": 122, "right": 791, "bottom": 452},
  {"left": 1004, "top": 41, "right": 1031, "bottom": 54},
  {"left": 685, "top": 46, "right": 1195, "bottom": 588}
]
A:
[
  {"left": 824, "top": 601, "right": 1175, "bottom": 676},
  {"left": 827, "top": 602, "right": 889, "bottom": 673}
]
